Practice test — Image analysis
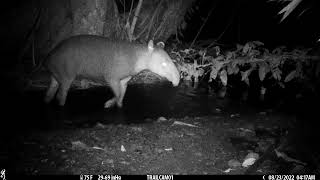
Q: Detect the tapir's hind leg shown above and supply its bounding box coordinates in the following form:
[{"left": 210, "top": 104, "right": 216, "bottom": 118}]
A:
[
  {"left": 56, "top": 79, "right": 73, "bottom": 106},
  {"left": 44, "top": 76, "right": 59, "bottom": 104}
]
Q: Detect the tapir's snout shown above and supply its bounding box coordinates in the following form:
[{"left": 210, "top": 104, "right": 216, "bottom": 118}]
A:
[
  {"left": 166, "top": 62, "right": 180, "bottom": 86},
  {"left": 171, "top": 66, "right": 180, "bottom": 86},
  {"left": 172, "top": 78, "right": 180, "bottom": 86}
]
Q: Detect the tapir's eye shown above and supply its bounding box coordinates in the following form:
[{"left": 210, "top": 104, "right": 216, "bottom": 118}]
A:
[{"left": 161, "top": 62, "right": 167, "bottom": 67}]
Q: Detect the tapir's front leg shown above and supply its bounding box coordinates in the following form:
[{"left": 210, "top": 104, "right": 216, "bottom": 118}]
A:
[
  {"left": 104, "top": 80, "right": 120, "bottom": 108},
  {"left": 118, "top": 76, "right": 132, "bottom": 107},
  {"left": 104, "top": 76, "right": 131, "bottom": 108},
  {"left": 44, "top": 76, "right": 59, "bottom": 104}
]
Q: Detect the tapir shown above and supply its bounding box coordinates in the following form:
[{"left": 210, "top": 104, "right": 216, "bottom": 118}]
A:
[{"left": 44, "top": 35, "right": 180, "bottom": 108}]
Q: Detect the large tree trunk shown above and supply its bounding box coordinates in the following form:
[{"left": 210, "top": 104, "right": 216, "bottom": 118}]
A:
[
  {"left": 103, "top": 0, "right": 121, "bottom": 40},
  {"left": 35, "top": 0, "right": 108, "bottom": 58}
]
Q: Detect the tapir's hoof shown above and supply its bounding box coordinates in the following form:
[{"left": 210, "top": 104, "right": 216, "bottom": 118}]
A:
[
  {"left": 58, "top": 102, "right": 66, "bottom": 107},
  {"left": 116, "top": 102, "right": 123, "bottom": 108},
  {"left": 44, "top": 96, "right": 52, "bottom": 104},
  {"left": 104, "top": 98, "right": 116, "bottom": 108}
]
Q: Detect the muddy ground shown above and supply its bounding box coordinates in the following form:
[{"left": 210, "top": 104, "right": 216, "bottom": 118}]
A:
[{"left": 5, "top": 109, "right": 319, "bottom": 175}]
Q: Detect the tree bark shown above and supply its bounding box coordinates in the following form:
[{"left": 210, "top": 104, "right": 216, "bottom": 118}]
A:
[{"left": 70, "top": 0, "right": 106, "bottom": 35}]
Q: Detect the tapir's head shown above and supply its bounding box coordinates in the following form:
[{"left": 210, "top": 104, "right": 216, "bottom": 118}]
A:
[{"left": 145, "top": 40, "right": 180, "bottom": 86}]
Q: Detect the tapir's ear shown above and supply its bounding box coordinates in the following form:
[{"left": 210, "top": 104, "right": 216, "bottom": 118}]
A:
[
  {"left": 156, "top": 42, "right": 165, "bottom": 49},
  {"left": 148, "top": 40, "right": 154, "bottom": 52}
]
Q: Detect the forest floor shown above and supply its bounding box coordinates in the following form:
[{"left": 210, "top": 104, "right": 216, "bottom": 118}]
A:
[{"left": 8, "top": 109, "right": 318, "bottom": 175}]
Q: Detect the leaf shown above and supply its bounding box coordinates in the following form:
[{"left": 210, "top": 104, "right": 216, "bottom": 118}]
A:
[
  {"left": 259, "top": 64, "right": 266, "bottom": 81},
  {"left": 199, "top": 50, "right": 206, "bottom": 56},
  {"left": 244, "top": 78, "right": 250, "bottom": 86},
  {"left": 284, "top": 70, "right": 296, "bottom": 82},
  {"left": 220, "top": 69, "right": 228, "bottom": 86},
  {"left": 243, "top": 43, "right": 251, "bottom": 54},
  {"left": 278, "top": 0, "right": 303, "bottom": 22},
  {"left": 210, "top": 59, "right": 224, "bottom": 80},
  {"left": 213, "top": 46, "right": 220, "bottom": 56},
  {"left": 226, "top": 51, "right": 234, "bottom": 60},
  {"left": 241, "top": 69, "right": 253, "bottom": 85},
  {"left": 227, "top": 65, "right": 233, "bottom": 75},
  {"left": 234, "top": 66, "right": 239, "bottom": 74},
  {"left": 252, "top": 41, "right": 264, "bottom": 46},
  {"left": 198, "top": 68, "right": 205, "bottom": 77},
  {"left": 236, "top": 44, "right": 243, "bottom": 52},
  {"left": 210, "top": 66, "right": 218, "bottom": 80},
  {"left": 213, "top": 55, "right": 224, "bottom": 62},
  {"left": 227, "top": 64, "right": 239, "bottom": 75},
  {"left": 272, "top": 46, "right": 286, "bottom": 55},
  {"left": 270, "top": 57, "right": 281, "bottom": 68},
  {"left": 249, "top": 49, "right": 260, "bottom": 57},
  {"left": 263, "top": 48, "right": 270, "bottom": 55},
  {"left": 272, "top": 68, "right": 282, "bottom": 81}
]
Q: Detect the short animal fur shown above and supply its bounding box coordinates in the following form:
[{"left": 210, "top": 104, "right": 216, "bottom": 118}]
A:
[{"left": 44, "top": 35, "right": 180, "bottom": 108}]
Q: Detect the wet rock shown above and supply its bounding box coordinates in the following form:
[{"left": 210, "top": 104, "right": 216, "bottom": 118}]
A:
[
  {"left": 242, "top": 152, "right": 260, "bottom": 168},
  {"left": 157, "top": 117, "right": 167, "bottom": 122}
]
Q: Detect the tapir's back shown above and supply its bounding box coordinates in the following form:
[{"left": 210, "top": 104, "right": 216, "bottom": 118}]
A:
[{"left": 45, "top": 35, "right": 145, "bottom": 83}]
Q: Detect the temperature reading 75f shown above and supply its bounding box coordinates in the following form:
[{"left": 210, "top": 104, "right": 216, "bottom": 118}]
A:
[{"left": 80, "top": 174, "right": 93, "bottom": 180}]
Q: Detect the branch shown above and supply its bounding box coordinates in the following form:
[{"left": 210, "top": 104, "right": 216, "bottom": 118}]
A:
[
  {"left": 190, "top": 2, "right": 216, "bottom": 49},
  {"left": 129, "top": 0, "right": 143, "bottom": 41},
  {"left": 279, "top": 0, "right": 302, "bottom": 22},
  {"left": 146, "top": 0, "right": 163, "bottom": 40}
]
